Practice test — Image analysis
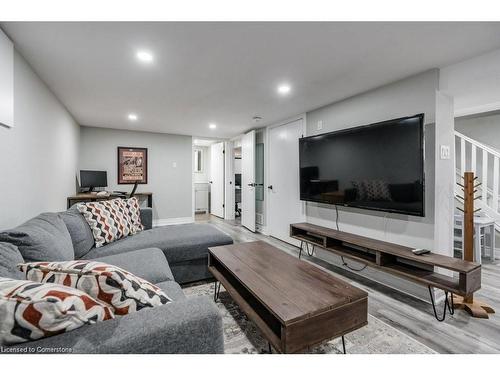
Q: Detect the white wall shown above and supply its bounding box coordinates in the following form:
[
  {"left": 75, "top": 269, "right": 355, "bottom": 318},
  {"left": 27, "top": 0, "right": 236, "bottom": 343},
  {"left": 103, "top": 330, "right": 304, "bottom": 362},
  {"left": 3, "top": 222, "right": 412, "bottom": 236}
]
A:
[
  {"left": 234, "top": 156, "right": 242, "bottom": 174},
  {"left": 79, "top": 126, "right": 193, "bottom": 224},
  {"left": 456, "top": 111, "right": 500, "bottom": 151},
  {"left": 440, "top": 48, "right": 500, "bottom": 117},
  {"left": 434, "top": 91, "right": 455, "bottom": 261},
  {"left": 0, "top": 49, "right": 80, "bottom": 229},
  {"left": 0, "top": 30, "right": 13, "bottom": 128},
  {"left": 305, "top": 70, "right": 439, "bottom": 250}
]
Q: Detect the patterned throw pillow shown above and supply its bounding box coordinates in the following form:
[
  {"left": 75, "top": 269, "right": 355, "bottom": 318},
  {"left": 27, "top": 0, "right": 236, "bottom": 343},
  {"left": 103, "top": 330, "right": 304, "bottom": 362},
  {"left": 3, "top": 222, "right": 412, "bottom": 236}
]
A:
[
  {"left": 19, "top": 260, "right": 171, "bottom": 315},
  {"left": 123, "top": 197, "right": 144, "bottom": 234},
  {"left": 77, "top": 197, "right": 143, "bottom": 248},
  {"left": 0, "top": 277, "right": 114, "bottom": 346},
  {"left": 351, "top": 181, "right": 367, "bottom": 201},
  {"left": 363, "top": 180, "right": 392, "bottom": 201}
]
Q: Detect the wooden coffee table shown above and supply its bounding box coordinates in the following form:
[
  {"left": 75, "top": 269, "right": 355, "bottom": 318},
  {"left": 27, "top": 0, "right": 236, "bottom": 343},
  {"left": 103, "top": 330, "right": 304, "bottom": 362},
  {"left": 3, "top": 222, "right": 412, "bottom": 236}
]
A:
[{"left": 208, "top": 241, "right": 368, "bottom": 353}]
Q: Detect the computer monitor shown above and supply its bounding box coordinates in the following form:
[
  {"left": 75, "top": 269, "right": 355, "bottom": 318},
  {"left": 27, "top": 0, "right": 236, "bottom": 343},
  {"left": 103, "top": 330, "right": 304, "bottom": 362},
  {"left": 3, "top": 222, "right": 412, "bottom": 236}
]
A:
[{"left": 80, "top": 170, "right": 108, "bottom": 192}]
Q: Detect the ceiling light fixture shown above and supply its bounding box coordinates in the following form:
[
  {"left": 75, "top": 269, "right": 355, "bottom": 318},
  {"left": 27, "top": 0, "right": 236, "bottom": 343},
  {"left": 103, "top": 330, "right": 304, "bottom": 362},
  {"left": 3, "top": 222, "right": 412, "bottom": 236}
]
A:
[
  {"left": 209, "top": 123, "right": 217, "bottom": 129},
  {"left": 136, "top": 50, "right": 154, "bottom": 63},
  {"left": 128, "top": 113, "right": 138, "bottom": 121},
  {"left": 277, "top": 84, "right": 291, "bottom": 95}
]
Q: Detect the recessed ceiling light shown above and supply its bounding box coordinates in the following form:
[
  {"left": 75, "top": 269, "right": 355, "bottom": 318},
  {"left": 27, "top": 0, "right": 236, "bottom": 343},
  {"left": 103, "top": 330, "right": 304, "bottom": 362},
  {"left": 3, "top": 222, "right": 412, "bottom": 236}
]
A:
[
  {"left": 128, "top": 113, "right": 138, "bottom": 121},
  {"left": 136, "top": 50, "right": 154, "bottom": 63},
  {"left": 277, "top": 84, "right": 291, "bottom": 95},
  {"left": 209, "top": 123, "right": 217, "bottom": 129}
]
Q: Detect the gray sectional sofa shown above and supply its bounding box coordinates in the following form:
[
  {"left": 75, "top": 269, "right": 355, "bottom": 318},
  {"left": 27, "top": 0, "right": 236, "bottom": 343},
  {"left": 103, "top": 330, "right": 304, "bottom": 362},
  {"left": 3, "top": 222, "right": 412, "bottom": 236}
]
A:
[{"left": 0, "top": 206, "right": 233, "bottom": 353}]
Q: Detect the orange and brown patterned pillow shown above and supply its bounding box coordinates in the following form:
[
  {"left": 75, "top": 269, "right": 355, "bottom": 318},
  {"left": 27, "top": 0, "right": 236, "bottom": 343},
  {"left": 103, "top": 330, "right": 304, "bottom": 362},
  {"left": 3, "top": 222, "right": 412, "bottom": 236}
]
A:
[
  {"left": 18, "top": 260, "right": 171, "bottom": 315},
  {"left": 77, "top": 197, "right": 143, "bottom": 248},
  {"left": 0, "top": 277, "right": 114, "bottom": 346}
]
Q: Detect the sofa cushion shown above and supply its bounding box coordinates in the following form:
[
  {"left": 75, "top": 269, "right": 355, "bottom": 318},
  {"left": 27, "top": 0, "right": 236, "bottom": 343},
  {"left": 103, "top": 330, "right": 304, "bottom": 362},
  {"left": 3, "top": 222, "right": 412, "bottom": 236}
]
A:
[
  {"left": 0, "top": 213, "right": 74, "bottom": 262},
  {"left": 169, "top": 258, "right": 213, "bottom": 285},
  {"left": 19, "top": 260, "right": 171, "bottom": 316},
  {"left": 60, "top": 207, "right": 95, "bottom": 259},
  {"left": 81, "top": 223, "right": 233, "bottom": 264},
  {"left": 90, "top": 248, "right": 174, "bottom": 284},
  {"left": 0, "top": 242, "right": 24, "bottom": 279},
  {"left": 0, "top": 277, "right": 114, "bottom": 346},
  {"left": 156, "top": 280, "right": 186, "bottom": 301},
  {"left": 77, "top": 199, "right": 142, "bottom": 248}
]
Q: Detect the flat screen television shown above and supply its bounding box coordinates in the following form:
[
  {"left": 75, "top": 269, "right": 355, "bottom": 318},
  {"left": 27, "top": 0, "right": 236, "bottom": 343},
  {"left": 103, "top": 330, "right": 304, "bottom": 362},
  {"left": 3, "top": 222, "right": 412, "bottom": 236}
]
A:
[{"left": 299, "top": 114, "right": 425, "bottom": 216}]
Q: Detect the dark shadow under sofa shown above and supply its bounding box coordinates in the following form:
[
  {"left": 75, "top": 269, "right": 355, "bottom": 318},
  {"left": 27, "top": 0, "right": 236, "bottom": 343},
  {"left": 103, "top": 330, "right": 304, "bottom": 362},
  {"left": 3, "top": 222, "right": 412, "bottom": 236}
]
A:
[{"left": 0, "top": 206, "right": 233, "bottom": 353}]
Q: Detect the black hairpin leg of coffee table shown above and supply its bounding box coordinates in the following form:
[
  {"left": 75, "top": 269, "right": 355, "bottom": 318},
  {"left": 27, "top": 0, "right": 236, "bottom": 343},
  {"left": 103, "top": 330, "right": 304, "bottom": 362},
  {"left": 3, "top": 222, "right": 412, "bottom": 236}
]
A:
[{"left": 214, "top": 281, "right": 221, "bottom": 302}]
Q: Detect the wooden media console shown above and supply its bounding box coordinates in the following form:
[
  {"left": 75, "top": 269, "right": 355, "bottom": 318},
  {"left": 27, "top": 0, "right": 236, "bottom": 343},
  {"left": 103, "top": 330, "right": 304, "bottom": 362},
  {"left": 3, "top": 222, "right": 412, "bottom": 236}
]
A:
[{"left": 290, "top": 222, "right": 481, "bottom": 318}]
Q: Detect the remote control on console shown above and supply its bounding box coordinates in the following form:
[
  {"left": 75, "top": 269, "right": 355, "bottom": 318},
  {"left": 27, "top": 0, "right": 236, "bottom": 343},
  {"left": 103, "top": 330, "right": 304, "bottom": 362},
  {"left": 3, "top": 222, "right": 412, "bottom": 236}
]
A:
[{"left": 412, "top": 248, "right": 430, "bottom": 255}]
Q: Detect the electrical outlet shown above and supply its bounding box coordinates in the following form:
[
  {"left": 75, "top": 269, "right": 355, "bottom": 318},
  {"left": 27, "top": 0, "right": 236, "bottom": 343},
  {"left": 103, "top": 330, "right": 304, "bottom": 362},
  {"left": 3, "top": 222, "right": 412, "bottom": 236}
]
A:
[
  {"left": 440, "top": 145, "right": 450, "bottom": 160},
  {"left": 317, "top": 120, "right": 323, "bottom": 130},
  {"left": 172, "top": 161, "right": 177, "bottom": 168}
]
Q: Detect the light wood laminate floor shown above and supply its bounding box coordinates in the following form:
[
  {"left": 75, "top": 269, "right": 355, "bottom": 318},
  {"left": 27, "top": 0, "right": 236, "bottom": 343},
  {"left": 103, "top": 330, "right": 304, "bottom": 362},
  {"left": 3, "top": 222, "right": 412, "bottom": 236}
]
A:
[{"left": 199, "top": 214, "right": 500, "bottom": 354}]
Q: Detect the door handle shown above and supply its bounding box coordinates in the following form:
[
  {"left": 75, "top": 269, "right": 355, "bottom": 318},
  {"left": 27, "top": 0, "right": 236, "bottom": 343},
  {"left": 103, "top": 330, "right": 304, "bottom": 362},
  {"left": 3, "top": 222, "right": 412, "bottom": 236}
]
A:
[
  {"left": 248, "top": 183, "right": 256, "bottom": 187},
  {"left": 267, "top": 185, "right": 273, "bottom": 190},
  {"left": 209, "top": 181, "right": 213, "bottom": 184}
]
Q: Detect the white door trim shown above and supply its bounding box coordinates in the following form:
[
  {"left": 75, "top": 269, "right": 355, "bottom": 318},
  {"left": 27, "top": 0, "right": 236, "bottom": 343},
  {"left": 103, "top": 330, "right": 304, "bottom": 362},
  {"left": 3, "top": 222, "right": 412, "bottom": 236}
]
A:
[
  {"left": 224, "top": 141, "right": 235, "bottom": 220},
  {"left": 191, "top": 138, "right": 195, "bottom": 221},
  {"left": 265, "top": 113, "right": 307, "bottom": 244},
  {"left": 241, "top": 130, "right": 256, "bottom": 232}
]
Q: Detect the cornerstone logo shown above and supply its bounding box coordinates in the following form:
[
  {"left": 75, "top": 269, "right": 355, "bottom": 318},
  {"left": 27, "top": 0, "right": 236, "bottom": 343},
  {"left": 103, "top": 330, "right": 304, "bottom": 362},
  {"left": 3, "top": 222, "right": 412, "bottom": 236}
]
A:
[{"left": 0, "top": 346, "right": 73, "bottom": 353}]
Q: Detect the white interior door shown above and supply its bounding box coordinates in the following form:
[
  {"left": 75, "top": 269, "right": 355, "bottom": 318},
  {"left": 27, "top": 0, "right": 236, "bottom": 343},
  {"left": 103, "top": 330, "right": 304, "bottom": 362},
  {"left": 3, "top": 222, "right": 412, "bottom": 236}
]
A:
[
  {"left": 241, "top": 130, "right": 256, "bottom": 232},
  {"left": 268, "top": 119, "right": 305, "bottom": 244},
  {"left": 210, "top": 142, "right": 225, "bottom": 218}
]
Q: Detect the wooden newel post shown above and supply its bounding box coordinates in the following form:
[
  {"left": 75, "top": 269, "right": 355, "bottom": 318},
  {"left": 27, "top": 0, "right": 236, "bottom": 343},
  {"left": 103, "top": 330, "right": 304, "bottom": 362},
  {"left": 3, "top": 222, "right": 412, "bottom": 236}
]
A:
[{"left": 453, "top": 171, "right": 495, "bottom": 317}]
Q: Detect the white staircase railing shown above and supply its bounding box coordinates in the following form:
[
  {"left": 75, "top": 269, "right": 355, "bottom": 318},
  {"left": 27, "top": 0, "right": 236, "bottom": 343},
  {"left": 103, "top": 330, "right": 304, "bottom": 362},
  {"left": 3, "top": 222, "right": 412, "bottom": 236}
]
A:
[{"left": 455, "top": 131, "right": 500, "bottom": 230}]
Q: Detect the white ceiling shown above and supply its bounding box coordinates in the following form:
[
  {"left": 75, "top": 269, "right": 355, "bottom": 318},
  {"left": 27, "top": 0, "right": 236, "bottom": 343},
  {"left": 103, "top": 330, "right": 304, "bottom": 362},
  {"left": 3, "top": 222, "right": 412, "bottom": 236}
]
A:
[{"left": 3, "top": 22, "right": 500, "bottom": 138}]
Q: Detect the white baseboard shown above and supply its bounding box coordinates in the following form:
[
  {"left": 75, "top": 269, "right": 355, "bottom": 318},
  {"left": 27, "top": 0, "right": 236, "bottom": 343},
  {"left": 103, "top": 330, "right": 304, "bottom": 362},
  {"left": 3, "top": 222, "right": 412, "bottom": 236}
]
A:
[
  {"left": 153, "top": 217, "right": 194, "bottom": 227},
  {"left": 256, "top": 224, "right": 268, "bottom": 235}
]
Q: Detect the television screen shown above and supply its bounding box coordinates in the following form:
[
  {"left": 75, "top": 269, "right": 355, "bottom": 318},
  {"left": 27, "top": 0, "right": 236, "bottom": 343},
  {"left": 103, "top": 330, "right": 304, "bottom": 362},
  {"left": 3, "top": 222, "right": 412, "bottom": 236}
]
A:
[{"left": 299, "top": 114, "right": 425, "bottom": 216}]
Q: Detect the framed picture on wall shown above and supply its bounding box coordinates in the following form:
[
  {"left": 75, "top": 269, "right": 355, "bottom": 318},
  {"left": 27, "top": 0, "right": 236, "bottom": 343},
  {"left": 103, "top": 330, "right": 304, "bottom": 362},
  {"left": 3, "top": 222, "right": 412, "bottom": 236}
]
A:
[{"left": 117, "top": 147, "right": 148, "bottom": 184}]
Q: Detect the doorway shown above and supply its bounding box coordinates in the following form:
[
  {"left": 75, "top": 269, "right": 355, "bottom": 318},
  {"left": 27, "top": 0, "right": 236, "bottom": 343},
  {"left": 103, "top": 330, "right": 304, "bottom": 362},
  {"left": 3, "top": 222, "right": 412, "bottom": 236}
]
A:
[
  {"left": 224, "top": 129, "right": 265, "bottom": 233},
  {"left": 233, "top": 144, "right": 242, "bottom": 223},
  {"left": 192, "top": 139, "right": 225, "bottom": 221}
]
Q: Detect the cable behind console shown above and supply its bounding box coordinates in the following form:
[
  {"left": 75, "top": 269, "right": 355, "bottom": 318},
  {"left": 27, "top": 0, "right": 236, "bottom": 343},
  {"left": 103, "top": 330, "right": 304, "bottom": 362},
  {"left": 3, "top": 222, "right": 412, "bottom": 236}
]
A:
[{"left": 335, "top": 204, "right": 367, "bottom": 272}]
